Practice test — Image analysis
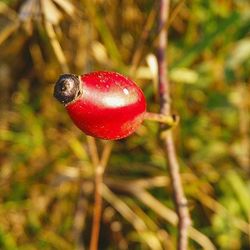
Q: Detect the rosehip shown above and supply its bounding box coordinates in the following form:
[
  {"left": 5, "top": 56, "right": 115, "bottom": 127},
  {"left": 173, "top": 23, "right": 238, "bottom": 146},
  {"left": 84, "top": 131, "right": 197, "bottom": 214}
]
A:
[{"left": 54, "top": 71, "right": 146, "bottom": 140}]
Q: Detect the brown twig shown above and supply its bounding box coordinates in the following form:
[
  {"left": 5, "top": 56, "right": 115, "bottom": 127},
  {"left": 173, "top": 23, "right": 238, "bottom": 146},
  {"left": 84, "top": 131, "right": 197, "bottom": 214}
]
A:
[
  {"left": 99, "top": 141, "right": 113, "bottom": 172},
  {"left": 153, "top": 0, "right": 185, "bottom": 47},
  {"left": 86, "top": 137, "right": 99, "bottom": 167},
  {"left": 88, "top": 138, "right": 113, "bottom": 250},
  {"left": 157, "top": 1, "right": 191, "bottom": 250},
  {"left": 87, "top": 136, "right": 100, "bottom": 250},
  {"left": 89, "top": 163, "right": 103, "bottom": 250}
]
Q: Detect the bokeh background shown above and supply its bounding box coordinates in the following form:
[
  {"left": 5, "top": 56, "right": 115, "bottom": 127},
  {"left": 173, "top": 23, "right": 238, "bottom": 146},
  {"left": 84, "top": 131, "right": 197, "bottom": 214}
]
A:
[{"left": 0, "top": 0, "right": 250, "bottom": 249}]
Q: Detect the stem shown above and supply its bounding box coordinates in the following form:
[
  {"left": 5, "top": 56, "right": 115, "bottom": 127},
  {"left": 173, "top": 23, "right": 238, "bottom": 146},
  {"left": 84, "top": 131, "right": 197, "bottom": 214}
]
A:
[
  {"left": 144, "top": 112, "right": 179, "bottom": 127},
  {"left": 87, "top": 136, "right": 101, "bottom": 250},
  {"left": 157, "top": 1, "right": 191, "bottom": 250},
  {"left": 88, "top": 138, "right": 113, "bottom": 250},
  {"left": 89, "top": 164, "right": 103, "bottom": 250}
]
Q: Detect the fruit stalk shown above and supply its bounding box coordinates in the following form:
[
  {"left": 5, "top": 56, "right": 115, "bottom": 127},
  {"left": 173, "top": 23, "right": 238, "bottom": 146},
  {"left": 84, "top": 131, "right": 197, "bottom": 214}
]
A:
[
  {"left": 87, "top": 137, "right": 102, "bottom": 250},
  {"left": 90, "top": 163, "right": 103, "bottom": 250},
  {"left": 88, "top": 137, "right": 113, "bottom": 250},
  {"left": 157, "top": 1, "right": 191, "bottom": 250},
  {"left": 144, "top": 112, "right": 179, "bottom": 127}
]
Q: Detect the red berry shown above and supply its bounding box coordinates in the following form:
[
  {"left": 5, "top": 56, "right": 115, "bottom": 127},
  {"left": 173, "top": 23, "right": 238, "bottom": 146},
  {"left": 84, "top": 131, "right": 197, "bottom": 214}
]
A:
[{"left": 54, "top": 71, "right": 146, "bottom": 140}]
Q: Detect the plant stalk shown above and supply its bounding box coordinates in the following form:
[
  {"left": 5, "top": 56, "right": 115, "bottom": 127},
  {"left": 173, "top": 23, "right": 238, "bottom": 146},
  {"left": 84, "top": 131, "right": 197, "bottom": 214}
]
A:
[
  {"left": 88, "top": 138, "right": 113, "bottom": 250},
  {"left": 89, "top": 164, "right": 104, "bottom": 250},
  {"left": 157, "top": 1, "right": 191, "bottom": 250}
]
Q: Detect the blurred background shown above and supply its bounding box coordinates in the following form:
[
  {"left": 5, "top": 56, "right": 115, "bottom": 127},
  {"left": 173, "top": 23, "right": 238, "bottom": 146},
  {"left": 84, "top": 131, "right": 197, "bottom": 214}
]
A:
[{"left": 0, "top": 0, "right": 250, "bottom": 249}]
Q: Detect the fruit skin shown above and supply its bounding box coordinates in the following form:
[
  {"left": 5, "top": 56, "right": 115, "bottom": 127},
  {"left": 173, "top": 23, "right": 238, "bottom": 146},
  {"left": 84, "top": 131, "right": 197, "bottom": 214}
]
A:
[{"left": 54, "top": 71, "right": 146, "bottom": 140}]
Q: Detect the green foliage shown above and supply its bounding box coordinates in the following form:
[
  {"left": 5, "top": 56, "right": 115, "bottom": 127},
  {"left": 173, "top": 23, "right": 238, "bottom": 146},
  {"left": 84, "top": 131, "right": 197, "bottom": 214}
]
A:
[{"left": 0, "top": 0, "right": 249, "bottom": 249}]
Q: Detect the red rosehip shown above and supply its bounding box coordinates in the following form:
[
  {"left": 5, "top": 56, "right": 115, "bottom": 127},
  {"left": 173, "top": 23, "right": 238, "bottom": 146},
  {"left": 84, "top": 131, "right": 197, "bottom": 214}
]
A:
[{"left": 54, "top": 71, "right": 146, "bottom": 140}]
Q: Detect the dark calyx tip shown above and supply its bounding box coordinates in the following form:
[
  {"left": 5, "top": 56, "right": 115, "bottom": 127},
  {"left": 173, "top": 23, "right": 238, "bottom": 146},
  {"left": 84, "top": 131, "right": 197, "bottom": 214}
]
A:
[{"left": 53, "top": 74, "right": 81, "bottom": 105}]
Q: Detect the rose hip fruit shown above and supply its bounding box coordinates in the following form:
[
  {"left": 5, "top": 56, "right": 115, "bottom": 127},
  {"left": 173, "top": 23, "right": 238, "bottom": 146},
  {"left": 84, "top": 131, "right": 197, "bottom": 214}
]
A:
[{"left": 54, "top": 71, "right": 146, "bottom": 140}]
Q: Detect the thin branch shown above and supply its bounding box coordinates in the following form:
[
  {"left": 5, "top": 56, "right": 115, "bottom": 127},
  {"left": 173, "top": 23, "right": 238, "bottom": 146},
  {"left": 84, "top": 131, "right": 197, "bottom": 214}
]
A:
[
  {"left": 86, "top": 136, "right": 99, "bottom": 167},
  {"left": 89, "top": 163, "right": 103, "bottom": 250},
  {"left": 87, "top": 136, "right": 101, "bottom": 250},
  {"left": 99, "top": 142, "right": 113, "bottom": 172},
  {"left": 88, "top": 138, "right": 113, "bottom": 250},
  {"left": 157, "top": 1, "right": 191, "bottom": 250}
]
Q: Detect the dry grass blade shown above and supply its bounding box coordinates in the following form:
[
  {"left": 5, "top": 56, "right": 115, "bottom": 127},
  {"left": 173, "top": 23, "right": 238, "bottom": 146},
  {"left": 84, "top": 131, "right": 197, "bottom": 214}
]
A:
[
  {"left": 130, "top": 0, "right": 186, "bottom": 74},
  {"left": 107, "top": 175, "right": 250, "bottom": 237},
  {"left": 146, "top": 54, "right": 158, "bottom": 98},
  {"left": 85, "top": 0, "right": 122, "bottom": 66},
  {"left": 102, "top": 184, "right": 163, "bottom": 250},
  {"left": 105, "top": 179, "right": 215, "bottom": 250},
  {"left": 0, "top": 2, "right": 17, "bottom": 20},
  {"left": 104, "top": 184, "right": 147, "bottom": 229},
  {"left": 134, "top": 190, "right": 216, "bottom": 250},
  {"left": 105, "top": 176, "right": 169, "bottom": 190},
  {"left": 0, "top": 22, "right": 19, "bottom": 46},
  {"left": 130, "top": 8, "right": 156, "bottom": 74},
  {"left": 52, "top": 0, "right": 75, "bottom": 16},
  {"left": 41, "top": 230, "right": 72, "bottom": 250},
  {"left": 41, "top": 0, "right": 62, "bottom": 24},
  {"left": 197, "top": 191, "right": 250, "bottom": 235},
  {"left": 44, "top": 21, "right": 69, "bottom": 72},
  {"left": 0, "top": 0, "right": 19, "bottom": 45},
  {"left": 19, "top": 0, "right": 41, "bottom": 21},
  {"left": 134, "top": 189, "right": 178, "bottom": 225}
]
